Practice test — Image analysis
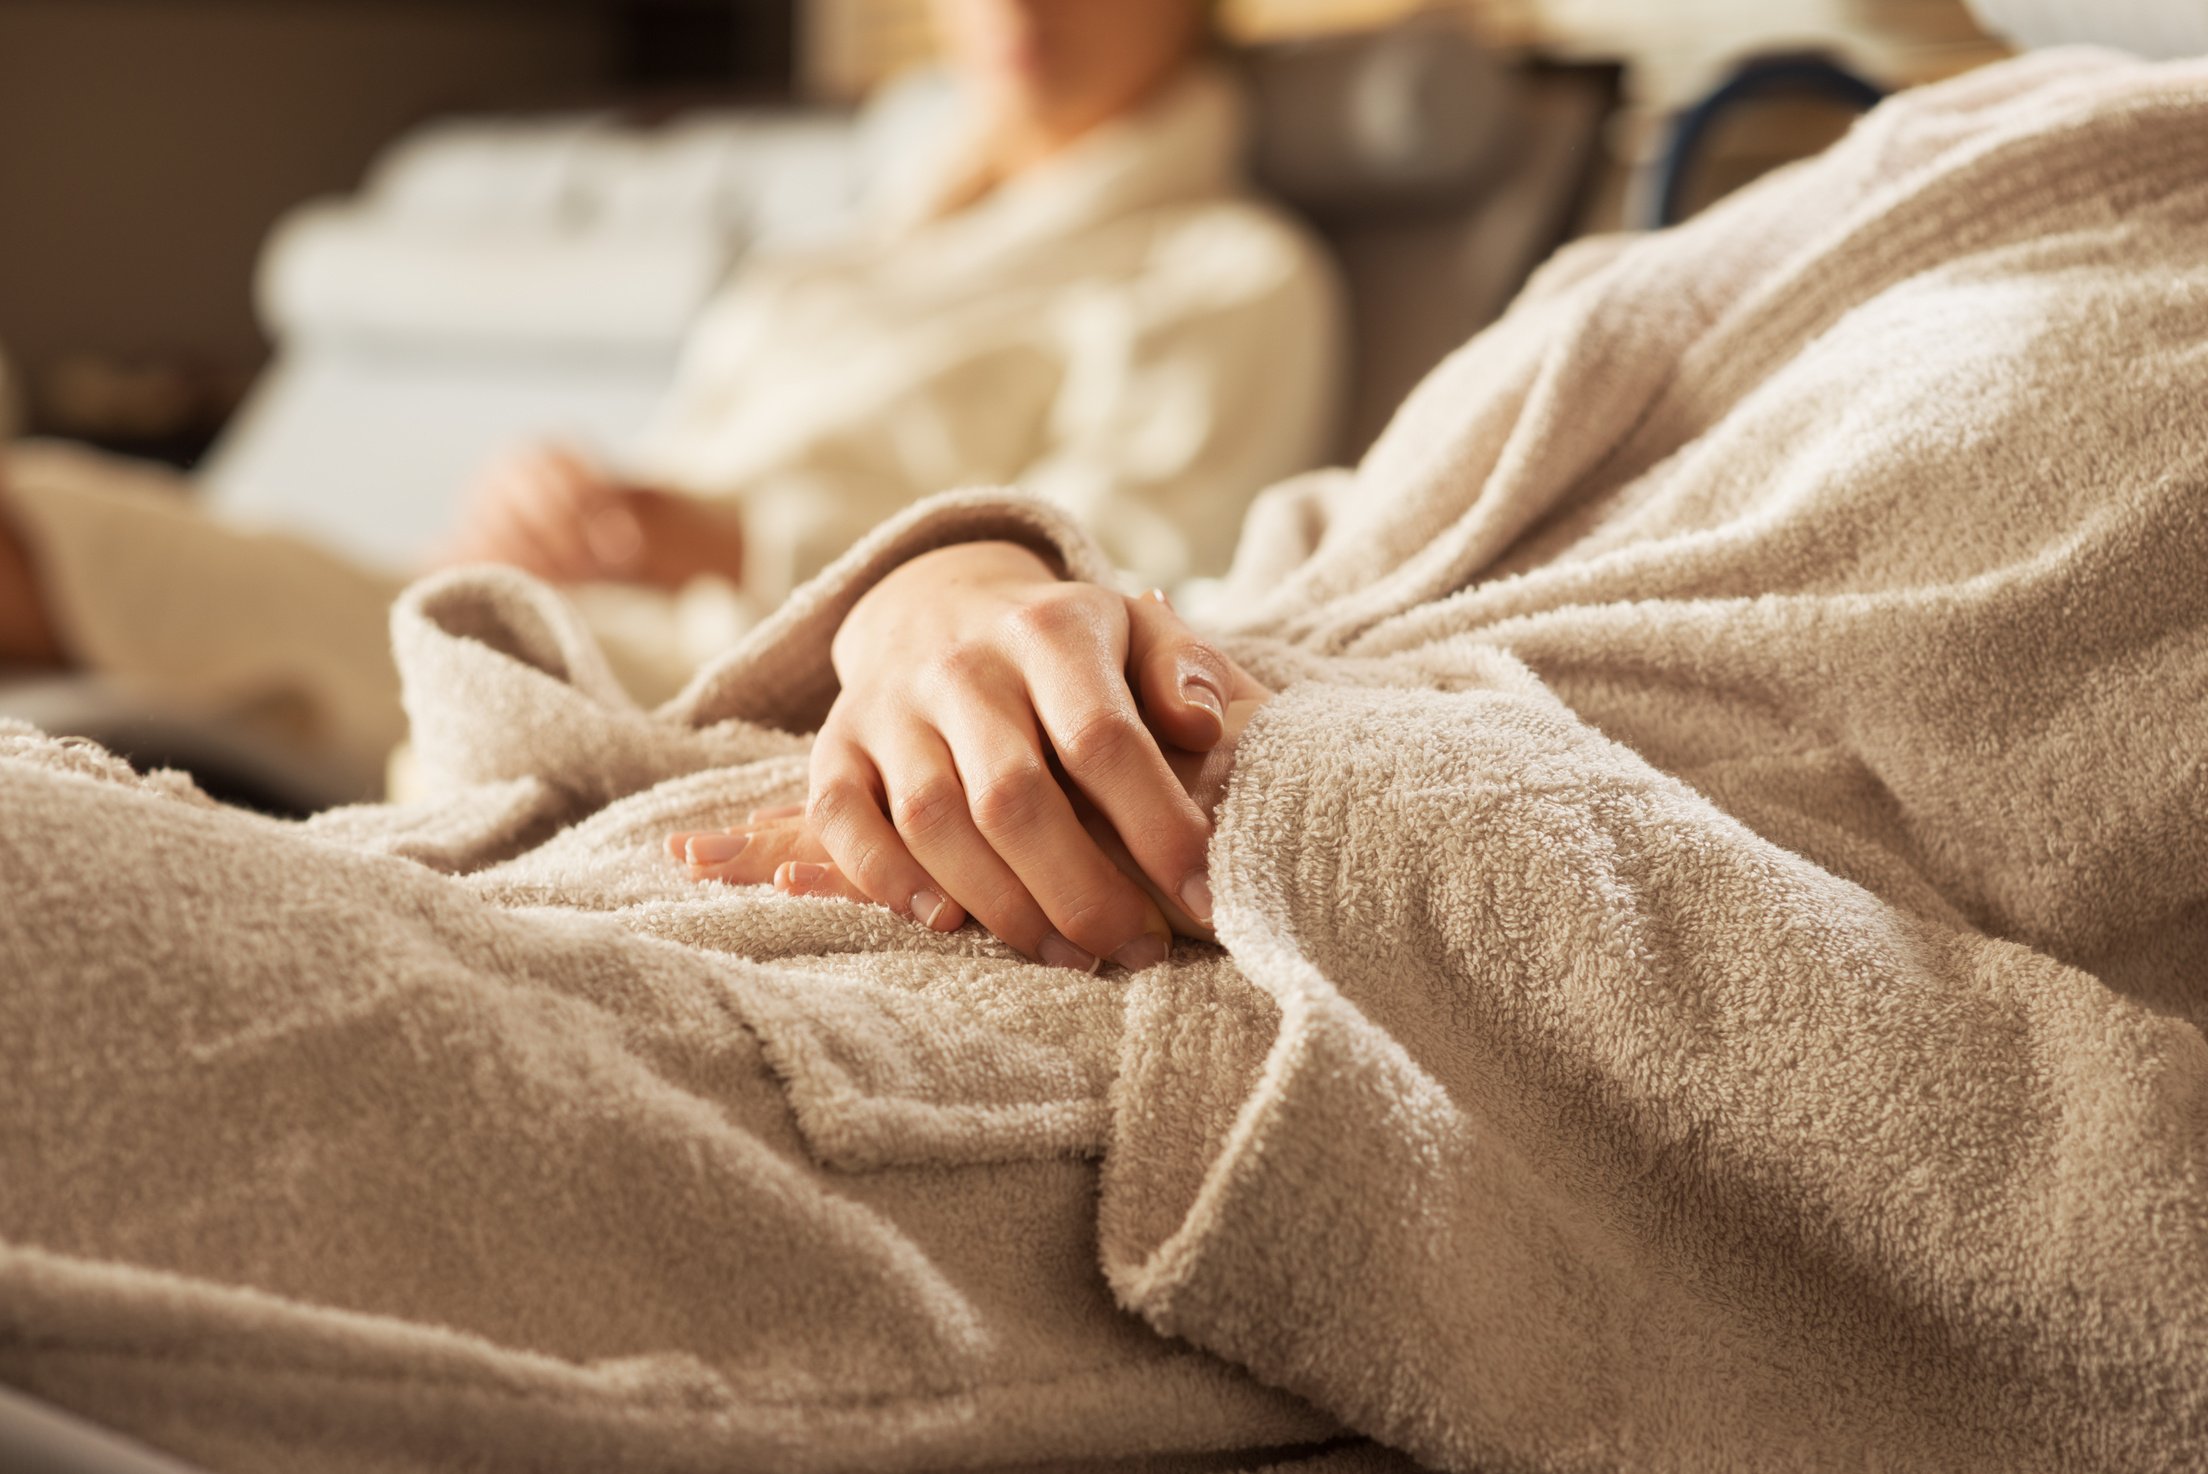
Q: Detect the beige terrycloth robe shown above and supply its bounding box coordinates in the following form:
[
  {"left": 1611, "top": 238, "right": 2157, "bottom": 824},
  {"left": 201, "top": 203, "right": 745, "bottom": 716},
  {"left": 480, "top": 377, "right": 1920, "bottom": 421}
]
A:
[{"left": 5, "top": 48, "right": 2206, "bottom": 1473}]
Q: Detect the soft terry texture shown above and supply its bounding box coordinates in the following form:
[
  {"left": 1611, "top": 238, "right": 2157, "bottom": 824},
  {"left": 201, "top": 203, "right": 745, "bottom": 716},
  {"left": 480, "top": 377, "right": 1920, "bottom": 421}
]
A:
[{"left": 5, "top": 48, "right": 2208, "bottom": 1473}]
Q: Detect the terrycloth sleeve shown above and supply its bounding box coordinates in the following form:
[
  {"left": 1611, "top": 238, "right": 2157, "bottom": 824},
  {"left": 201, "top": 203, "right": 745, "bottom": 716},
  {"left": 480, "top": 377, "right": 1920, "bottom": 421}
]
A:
[{"left": 1100, "top": 655, "right": 2208, "bottom": 1472}]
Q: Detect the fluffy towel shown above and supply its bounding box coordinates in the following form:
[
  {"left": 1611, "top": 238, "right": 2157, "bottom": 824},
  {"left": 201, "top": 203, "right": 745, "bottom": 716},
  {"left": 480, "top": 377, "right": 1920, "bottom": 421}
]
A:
[{"left": 5, "top": 48, "right": 2206, "bottom": 1473}]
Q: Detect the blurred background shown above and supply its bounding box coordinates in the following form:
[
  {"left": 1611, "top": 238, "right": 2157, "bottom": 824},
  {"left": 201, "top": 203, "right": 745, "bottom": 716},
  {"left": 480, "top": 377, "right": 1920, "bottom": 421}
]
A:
[
  {"left": 0, "top": 0, "right": 2004, "bottom": 467},
  {"left": 0, "top": 0, "right": 2034, "bottom": 815}
]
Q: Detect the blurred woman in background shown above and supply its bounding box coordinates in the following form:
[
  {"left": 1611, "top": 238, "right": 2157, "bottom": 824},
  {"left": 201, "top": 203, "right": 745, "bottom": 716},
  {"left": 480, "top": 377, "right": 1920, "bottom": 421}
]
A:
[
  {"left": 445, "top": 0, "right": 1341, "bottom": 611},
  {"left": 0, "top": 0, "right": 1340, "bottom": 787}
]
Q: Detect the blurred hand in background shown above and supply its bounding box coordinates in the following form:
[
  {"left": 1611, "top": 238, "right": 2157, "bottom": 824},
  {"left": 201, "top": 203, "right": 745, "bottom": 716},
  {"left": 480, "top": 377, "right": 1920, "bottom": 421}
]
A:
[{"left": 434, "top": 442, "right": 746, "bottom": 589}]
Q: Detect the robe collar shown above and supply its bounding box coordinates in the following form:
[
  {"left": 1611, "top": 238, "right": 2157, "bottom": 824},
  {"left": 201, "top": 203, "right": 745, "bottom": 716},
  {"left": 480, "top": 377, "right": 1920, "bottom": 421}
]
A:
[{"left": 875, "top": 65, "right": 1249, "bottom": 254}]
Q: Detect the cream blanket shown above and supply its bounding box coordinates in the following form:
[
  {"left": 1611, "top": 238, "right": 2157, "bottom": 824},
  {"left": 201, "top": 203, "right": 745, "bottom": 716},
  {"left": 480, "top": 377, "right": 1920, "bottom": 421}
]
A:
[{"left": 5, "top": 50, "right": 2206, "bottom": 1473}]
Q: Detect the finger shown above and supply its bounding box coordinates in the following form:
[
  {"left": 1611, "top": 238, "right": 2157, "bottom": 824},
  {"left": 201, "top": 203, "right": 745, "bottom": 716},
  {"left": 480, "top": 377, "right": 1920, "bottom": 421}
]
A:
[
  {"left": 806, "top": 732, "right": 970, "bottom": 933},
  {"left": 678, "top": 820, "right": 814, "bottom": 883},
  {"left": 1019, "top": 613, "right": 1217, "bottom": 930},
  {"left": 505, "top": 458, "right": 609, "bottom": 582},
  {"left": 450, "top": 469, "right": 576, "bottom": 580},
  {"left": 872, "top": 722, "right": 1059, "bottom": 957},
  {"left": 445, "top": 446, "right": 595, "bottom": 578},
  {"left": 470, "top": 466, "right": 591, "bottom": 583},
  {"left": 1074, "top": 794, "right": 1208, "bottom": 944},
  {"left": 666, "top": 821, "right": 788, "bottom": 863},
  {"left": 1127, "top": 590, "right": 1240, "bottom": 752},
  {"left": 776, "top": 859, "right": 870, "bottom": 904},
  {"left": 557, "top": 446, "right": 646, "bottom": 576},
  {"left": 664, "top": 803, "right": 806, "bottom": 860},
  {"left": 665, "top": 810, "right": 806, "bottom": 860},
  {"left": 936, "top": 693, "right": 1168, "bottom": 971}
]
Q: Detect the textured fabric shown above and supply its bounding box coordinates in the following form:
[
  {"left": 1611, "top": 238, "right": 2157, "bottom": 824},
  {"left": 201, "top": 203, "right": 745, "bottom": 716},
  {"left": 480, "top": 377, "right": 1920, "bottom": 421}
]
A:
[
  {"left": 5, "top": 48, "right": 2206, "bottom": 1474},
  {"left": 0, "top": 546, "right": 1338, "bottom": 1471},
  {"left": 1102, "top": 48, "right": 2208, "bottom": 1471}
]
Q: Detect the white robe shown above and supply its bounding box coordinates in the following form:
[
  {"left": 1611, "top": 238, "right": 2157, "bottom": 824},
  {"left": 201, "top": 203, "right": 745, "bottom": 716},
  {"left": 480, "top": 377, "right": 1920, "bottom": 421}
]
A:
[{"left": 633, "top": 66, "right": 1344, "bottom": 607}]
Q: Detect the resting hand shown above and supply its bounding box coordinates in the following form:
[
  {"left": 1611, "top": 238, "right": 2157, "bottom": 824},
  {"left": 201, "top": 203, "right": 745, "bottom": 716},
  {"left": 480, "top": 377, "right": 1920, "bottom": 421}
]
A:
[
  {"left": 684, "top": 541, "right": 1267, "bottom": 970},
  {"left": 434, "top": 441, "right": 746, "bottom": 589},
  {"left": 670, "top": 695, "right": 1267, "bottom": 952}
]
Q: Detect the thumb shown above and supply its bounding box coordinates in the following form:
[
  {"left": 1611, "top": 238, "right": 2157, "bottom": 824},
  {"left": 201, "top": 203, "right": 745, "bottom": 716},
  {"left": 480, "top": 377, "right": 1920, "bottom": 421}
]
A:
[{"left": 1126, "top": 589, "right": 1233, "bottom": 753}]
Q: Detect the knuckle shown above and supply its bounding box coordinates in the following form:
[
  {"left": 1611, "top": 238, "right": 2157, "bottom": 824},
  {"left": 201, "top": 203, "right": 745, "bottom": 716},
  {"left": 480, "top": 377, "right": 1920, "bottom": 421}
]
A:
[
  {"left": 965, "top": 875, "right": 1040, "bottom": 930},
  {"left": 1059, "top": 707, "right": 1141, "bottom": 774},
  {"left": 1054, "top": 889, "right": 1139, "bottom": 953},
  {"left": 926, "top": 643, "right": 995, "bottom": 688},
  {"left": 1179, "top": 638, "right": 1230, "bottom": 678},
  {"left": 889, "top": 775, "right": 967, "bottom": 842},
  {"left": 1005, "top": 588, "right": 1097, "bottom": 643},
  {"left": 969, "top": 761, "right": 1056, "bottom": 836},
  {"left": 840, "top": 832, "right": 897, "bottom": 888},
  {"left": 806, "top": 778, "right": 870, "bottom": 836},
  {"left": 993, "top": 882, "right": 1045, "bottom": 924},
  {"left": 805, "top": 736, "right": 843, "bottom": 778}
]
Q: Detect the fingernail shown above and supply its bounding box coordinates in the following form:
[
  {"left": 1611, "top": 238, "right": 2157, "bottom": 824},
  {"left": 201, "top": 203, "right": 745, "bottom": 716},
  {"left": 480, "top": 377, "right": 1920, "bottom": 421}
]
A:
[
  {"left": 687, "top": 833, "right": 749, "bottom": 865},
  {"left": 1038, "top": 933, "right": 1099, "bottom": 973},
  {"left": 1111, "top": 934, "right": 1170, "bottom": 972},
  {"left": 1178, "top": 871, "right": 1214, "bottom": 923},
  {"left": 781, "top": 861, "right": 827, "bottom": 892},
  {"left": 1146, "top": 587, "right": 1172, "bottom": 606},
  {"left": 666, "top": 830, "right": 698, "bottom": 859},
  {"left": 1178, "top": 670, "right": 1225, "bottom": 724},
  {"left": 911, "top": 888, "right": 951, "bottom": 929}
]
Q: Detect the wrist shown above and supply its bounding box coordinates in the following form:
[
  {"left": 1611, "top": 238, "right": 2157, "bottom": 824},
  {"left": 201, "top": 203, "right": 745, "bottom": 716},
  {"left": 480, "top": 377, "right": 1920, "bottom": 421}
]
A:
[{"left": 831, "top": 539, "right": 1056, "bottom": 682}]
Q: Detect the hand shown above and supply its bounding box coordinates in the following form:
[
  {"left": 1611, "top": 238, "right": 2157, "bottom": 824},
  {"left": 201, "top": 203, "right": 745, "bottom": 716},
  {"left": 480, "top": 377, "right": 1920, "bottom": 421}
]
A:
[
  {"left": 708, "top": 541, "right": 1268, "bottom": 971},
  {"left": 668, "top": 696, "right": 1269, "bottom": 953},
  {"left": 433, "top": 442, "right": 746, "bottom": 589}
]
